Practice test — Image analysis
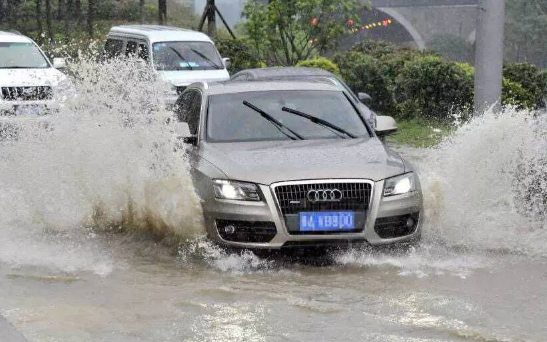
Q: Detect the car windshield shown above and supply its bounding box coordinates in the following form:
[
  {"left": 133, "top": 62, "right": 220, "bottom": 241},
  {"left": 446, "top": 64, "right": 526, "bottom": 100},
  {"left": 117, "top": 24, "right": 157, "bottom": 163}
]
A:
[
  {"left": 0, "top": 42, "right": 50, "bottom": 69},
  {"left": 152, "top": 41, "right": 222, "bottom": 71},
  {"left": 207, "top": 90, "right": 370, "bottom": 142}
]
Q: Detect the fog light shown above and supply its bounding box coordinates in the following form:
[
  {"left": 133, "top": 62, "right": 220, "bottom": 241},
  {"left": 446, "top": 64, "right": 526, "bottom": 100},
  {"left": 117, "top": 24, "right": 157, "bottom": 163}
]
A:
[
  {"left": 224, "top": 225, "right": 236, "bottom": 234},
  {"left": 406, "top": 217, "right": 415, "bottom": 229}
]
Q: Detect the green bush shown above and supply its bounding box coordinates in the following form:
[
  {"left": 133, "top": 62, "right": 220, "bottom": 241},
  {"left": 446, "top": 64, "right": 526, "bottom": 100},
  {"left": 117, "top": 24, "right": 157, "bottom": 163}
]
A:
[
  {"left": 393, "top": 56, "right": 474, "bottom": 120},
  {"left": 296, "top": 57, "right": 340, "bottom": 76},
  {"left": 502, "top": 78, "right": 537, "bottom": 109},
  {"left": 215, "top": 38, "right": 265, "bottom": 74},
  {"left": 503, "top": 63, "right": 547, "bottom": 109},
  {"left": 333, "top": 51, "right": 393, "bottom": 113},
  {"left": 349, "top": 38, "right": 405, "bottom": 60}
]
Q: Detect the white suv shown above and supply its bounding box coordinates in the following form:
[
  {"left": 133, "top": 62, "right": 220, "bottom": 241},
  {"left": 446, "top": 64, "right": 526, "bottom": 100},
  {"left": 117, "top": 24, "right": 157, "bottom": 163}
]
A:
[
  {"left": 104, "top": 25, "right": 230, "bottom": 105},
  {"left": 0, "top": 30, "right": 70, "bottom": 118}
]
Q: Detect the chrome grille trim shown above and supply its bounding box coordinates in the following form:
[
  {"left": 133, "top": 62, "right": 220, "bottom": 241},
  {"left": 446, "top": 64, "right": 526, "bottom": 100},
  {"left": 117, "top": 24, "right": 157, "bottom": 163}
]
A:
[
  {"left": 270, "top": 179, "right": 375, "bottom": 235},
  {"left": 272, "top": 179, "right": 373, "bottom": 215}
]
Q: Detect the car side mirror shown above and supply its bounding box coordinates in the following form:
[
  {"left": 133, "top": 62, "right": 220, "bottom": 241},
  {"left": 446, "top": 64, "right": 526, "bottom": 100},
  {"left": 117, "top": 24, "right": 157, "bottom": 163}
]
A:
[
  {"left": 175, "top": 122, "right": 198, "bottom": 145},
  {"left": 375, "top": 115, "right": 398, "bottom": 137},
  {"left": 222, "top": 57, "right": 231, "bottom": 70},
  {"left": 53, "top": 57, "right": 67, "bottom": 69},
  {"left": 358, "top": 92, "right": 372, "bottom": 103}
]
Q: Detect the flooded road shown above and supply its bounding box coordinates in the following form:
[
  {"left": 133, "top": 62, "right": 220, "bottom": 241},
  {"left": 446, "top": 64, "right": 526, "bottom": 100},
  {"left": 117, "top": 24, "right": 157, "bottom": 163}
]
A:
[
  {"left": 1, "top": 60, "right": 546, "bottom": 341},
  {"left": 1, "top": 233, "right": 546, "bottom": 342}
]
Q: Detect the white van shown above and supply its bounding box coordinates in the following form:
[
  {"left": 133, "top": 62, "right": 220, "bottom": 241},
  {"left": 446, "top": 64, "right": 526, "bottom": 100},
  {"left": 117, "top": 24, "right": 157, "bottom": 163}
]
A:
[
  {"left": 105, "top": 25, "right": 230, "bottom": 104},
  {"left": 0, "top": 30, "right": 70, "bottom": 117}
]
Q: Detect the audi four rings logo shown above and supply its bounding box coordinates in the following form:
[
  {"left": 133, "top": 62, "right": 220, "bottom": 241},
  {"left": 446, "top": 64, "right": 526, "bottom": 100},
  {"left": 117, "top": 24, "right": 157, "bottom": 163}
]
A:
[{"left": 307, "top": 189, "right": 343, "bottom": 202}]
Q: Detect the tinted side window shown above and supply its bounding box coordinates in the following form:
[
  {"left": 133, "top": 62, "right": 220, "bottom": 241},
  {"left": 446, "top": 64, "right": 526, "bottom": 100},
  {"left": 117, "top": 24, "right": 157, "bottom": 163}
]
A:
[
  {"left": 175, "top": 91, "right": 194, "bottom": 123},
  {"left": 138, "top": 43, "right": 149, "bottom": 61},
  {"left": 104, "top": 38, "right": 123, "bottom": 59},
  {"left": 126, "top": 41, "right": 138, "bottom": 57},
  {"left": 187, "top": 92, "right": 202, "bottom": 135}
]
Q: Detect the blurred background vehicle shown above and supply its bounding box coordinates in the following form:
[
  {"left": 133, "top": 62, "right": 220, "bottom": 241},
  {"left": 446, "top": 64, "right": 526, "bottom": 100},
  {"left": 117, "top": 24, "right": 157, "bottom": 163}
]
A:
[{"left": 104, "top": 25, "right": 230, "bottom": 106}]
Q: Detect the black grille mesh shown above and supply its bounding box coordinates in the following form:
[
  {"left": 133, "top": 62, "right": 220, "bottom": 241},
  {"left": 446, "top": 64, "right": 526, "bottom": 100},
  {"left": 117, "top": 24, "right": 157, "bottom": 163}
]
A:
[
  {"left": 274, "top": 182, "right": 372, "bottom": 215},
  {"left": 1, "top": 86, "right": 53, "bottom": 101}
]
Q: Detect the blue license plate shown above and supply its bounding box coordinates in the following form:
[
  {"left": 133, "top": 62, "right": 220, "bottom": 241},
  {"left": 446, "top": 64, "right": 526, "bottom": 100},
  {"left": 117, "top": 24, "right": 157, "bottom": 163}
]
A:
[{"left": 299, "top": 211, "right": 355, "bottom": 232}]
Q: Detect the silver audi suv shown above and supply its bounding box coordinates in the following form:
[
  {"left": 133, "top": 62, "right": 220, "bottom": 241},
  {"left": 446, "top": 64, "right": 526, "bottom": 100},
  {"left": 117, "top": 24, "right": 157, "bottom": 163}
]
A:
[{"left": 175, "top": 81, "right": 423, "bottom": 249}]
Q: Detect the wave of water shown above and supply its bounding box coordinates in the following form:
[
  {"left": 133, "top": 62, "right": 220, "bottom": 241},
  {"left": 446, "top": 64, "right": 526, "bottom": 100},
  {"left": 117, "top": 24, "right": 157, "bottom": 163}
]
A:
[
  {"left": 0, "top": 58, "right": 204, "bottom": 274},
  {"left": 420, "top": 108, "right": 547, "bottom": 257},
  {"left": 336, "top": 108, "right": 547, "bottom": 277}
]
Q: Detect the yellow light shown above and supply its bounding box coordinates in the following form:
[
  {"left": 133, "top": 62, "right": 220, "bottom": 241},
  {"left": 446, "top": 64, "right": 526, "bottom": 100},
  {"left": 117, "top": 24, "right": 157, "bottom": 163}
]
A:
[{"left": 388, "top": 19, "right": 392, "bottom": 23}]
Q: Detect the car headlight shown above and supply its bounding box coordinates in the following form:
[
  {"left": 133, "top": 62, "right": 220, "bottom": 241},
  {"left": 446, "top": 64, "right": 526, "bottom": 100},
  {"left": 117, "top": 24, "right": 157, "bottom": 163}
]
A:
[
  {"left": 383, "top": 173, "right": 415, "bottom": 197},
  {"left": 213, "top": 180, "right": 261, "bottom": 201}
]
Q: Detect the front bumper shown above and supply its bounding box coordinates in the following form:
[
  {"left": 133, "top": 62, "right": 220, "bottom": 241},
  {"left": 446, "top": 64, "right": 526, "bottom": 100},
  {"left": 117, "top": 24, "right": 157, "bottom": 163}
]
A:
[
  {"left": 202, "top": 179, "right": 423, "bottom": 249},
  {"left": 0, "top": 100, "right": 59, "bottom": 118}
]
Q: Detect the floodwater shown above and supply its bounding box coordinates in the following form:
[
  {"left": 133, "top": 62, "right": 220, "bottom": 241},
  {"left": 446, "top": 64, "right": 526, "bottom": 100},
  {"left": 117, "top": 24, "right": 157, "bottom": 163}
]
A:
[{"left": 1, "top": 60, "right": 546, "bottom": 342}]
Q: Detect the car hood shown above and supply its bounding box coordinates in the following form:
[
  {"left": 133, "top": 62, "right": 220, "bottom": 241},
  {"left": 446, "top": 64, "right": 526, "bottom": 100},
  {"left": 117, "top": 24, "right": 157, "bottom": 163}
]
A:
[
  {"left": 0, "top": 68, "right": 66, "bottom": 87},
  {"left": 198, "top": 139, "right": 406, "bottom": 185},
  {"left": 158, "top": 69, "right": 230, "bottom": 87}
]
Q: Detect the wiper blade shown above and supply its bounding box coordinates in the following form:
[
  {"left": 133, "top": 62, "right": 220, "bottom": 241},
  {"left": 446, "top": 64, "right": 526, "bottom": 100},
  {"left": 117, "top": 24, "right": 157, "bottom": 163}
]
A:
[
  {"left": 281, "top": 106, "right": 356, "bottom": 139},
  {"left": 190, "top": 48, "right": 222, "bottom": 69},
  {"left": 243, "top": 101, "right": 305, "bottom": 140},
  {"left": 169, "top": 47, "right": 193, "bottom": 70}
]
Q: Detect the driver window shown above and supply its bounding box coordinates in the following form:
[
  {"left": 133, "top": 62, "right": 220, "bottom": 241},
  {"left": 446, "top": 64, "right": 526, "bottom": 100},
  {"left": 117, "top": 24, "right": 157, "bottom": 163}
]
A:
[
  {"left": 187, "top": 92, "right": 202, "bottom": 135},
  {"left": 175, "top": 90, "right": 201, "bottom": 135}
]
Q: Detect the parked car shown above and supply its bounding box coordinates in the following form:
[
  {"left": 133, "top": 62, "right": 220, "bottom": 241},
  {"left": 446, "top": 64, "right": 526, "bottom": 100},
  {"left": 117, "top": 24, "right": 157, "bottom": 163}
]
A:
[
  {"left": 231, "top": 67, "right": 377, "bottom": 128},
  {"left": 0, "top": 30, "right": 70, "bottom": 118},
  {"left": 175, "top": 80, "right": 422, "bottom": 250},
  {"left": 104, "top": 25, "right": 230, "bottom": 105}
]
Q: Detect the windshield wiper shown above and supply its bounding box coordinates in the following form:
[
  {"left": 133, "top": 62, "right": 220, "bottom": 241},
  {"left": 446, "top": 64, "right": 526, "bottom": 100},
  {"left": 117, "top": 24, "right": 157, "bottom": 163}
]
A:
[
  {"left": 281, "top": 106, "right": 356, "bottom": 139},
  {"left": 190, "top": 48, "right": 222, "bottom": 69},
  {"left": 169, "top": 47, "right": 193, "bottom": 70},
  {"left": 242, "top": 101, "right": 305, "bottom": 141}
]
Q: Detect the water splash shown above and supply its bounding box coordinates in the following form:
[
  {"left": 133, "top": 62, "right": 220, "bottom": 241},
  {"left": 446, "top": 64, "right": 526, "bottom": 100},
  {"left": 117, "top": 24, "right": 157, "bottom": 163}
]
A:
[
  {"left": 0, "top": 58, "right": 203, "bottom": 274},
  {"left": 420, "top": 108, "right": 547, "bottom": 257}
]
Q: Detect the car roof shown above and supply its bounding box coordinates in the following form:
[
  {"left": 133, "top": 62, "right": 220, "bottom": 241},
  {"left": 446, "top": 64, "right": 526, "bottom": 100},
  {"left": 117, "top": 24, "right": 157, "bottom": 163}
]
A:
[
  {"left": 202, "top": 80, "right": 341, "bottom": 96},
  {"left": 0, "top": 30, "right": 33, "bottom": 43},
  {"left": 233, "top": 67, "right": 336, "bottom": 79},
  {"left": 108, "top": 25, "right": 213, "bottom": 44}
]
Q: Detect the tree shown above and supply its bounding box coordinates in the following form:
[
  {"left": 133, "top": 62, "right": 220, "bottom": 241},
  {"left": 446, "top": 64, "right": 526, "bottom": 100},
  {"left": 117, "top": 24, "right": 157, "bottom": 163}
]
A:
[
  {"left": 46, "top": 0, "right": 53, "bottom": 41},
  {"left": 505, "top": 0, "right": 547, "bottom": 68},
  {"left": 87, "top": 0, "right": 95, "bottom": 38},
  {"left": 36, "top": 0, "right": 43, "bottom": 37},
  {"left": 139, "top": 0, "right": 145, "bottom": 23},
  {"left": 158, "top": 0, "right": 167, "bottom": 24},
  {"left": 63, "top": 0, "right": 74, "bottom": 39},
  {"left": 242, "top": 0, "right": 366, "bottom": 66}
]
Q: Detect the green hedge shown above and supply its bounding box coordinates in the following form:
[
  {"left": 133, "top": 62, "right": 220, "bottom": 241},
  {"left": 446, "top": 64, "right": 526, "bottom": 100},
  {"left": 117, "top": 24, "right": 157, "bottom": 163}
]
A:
[{"left": 296, "top": 57, "right": 340, "bottom": 76}]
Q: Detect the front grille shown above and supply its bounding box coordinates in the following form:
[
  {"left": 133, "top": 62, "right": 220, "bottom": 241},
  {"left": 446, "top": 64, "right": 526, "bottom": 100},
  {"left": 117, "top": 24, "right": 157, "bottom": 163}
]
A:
[
  {"left": 1, "top": 86, "right": 53, "bottom": 101},
  {"left": 374, "top": 213, "right": 420, "bottom": 239},
  {"left": 273, "top": 181, "right": 372, "bottom": 235},
  {"left": 216, "top": 220, "right": 277, "bottom": 243},
  {"left": 274, "top": 182, "right": 372, "bottom": 215}
]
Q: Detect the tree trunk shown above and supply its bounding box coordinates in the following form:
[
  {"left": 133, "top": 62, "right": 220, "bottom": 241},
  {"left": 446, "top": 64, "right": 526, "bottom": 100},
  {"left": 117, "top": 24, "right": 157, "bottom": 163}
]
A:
[
  {"left": 57, "top": 0, "right": 65, "bottom": 20},
  {"left": 36, "top": 0, "right": 43, "bottom": 37},
  {"left": 0, "top": 0, "right": 5, "bottom": 23},
  {"left": 207, "top": 0, "right": 216, "bottom": 37},
  {"left": 75, "top": 0, "right": 82, "bottom": 27},
  {"left": 46, "top": 0, "right": 53, "bottom": 41},
  {"left": 158, "top": 0, "right": 167, "bottom": 25},
  {"left": 87, "top": 0, "right": 95, "bottom": 38},
  {"left": 64, "top": 0, "right": 73, "bottom": 39},
  {"left": 139, "top": 0, "right": 145, "bottom": 23}
]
